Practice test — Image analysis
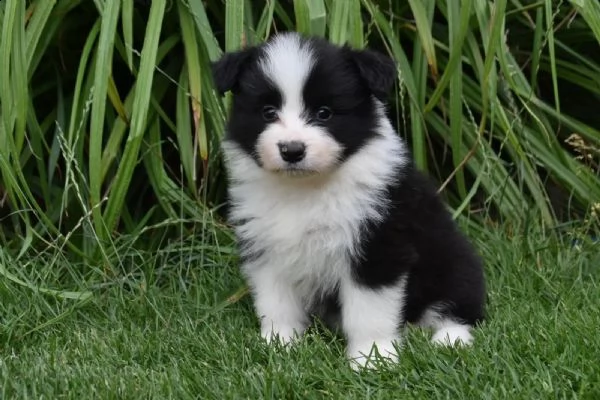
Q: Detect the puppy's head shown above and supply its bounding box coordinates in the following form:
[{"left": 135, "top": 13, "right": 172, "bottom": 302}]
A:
[{"left": 212, "top": 32, "right": 396, "bottom": 176}]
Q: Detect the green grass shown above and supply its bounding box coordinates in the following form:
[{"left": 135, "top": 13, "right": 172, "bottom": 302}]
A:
[{"left": 2, "top": 225, "right": 599, "bottom": 399}]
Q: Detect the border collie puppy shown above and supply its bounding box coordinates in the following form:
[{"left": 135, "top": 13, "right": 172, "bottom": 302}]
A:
[{"left": 212, "top": 32, "right": 485, "bottom": 369}]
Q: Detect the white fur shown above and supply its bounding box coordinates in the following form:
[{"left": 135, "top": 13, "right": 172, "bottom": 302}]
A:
[
  {"left": 255, "top": 33, "right": 343, "bottom": 173},
  {"left": 431, "top": 324, "right": 473, "bottom": 346},
  {"left": 342, "top": 276, "right": 407, "bottom": 370},
  {"left": 222, "top": 105, "right": 408, "bottom": 365},
  {"left": 417, "top": 306, "right": 474, "bottom": 346},
  {"left": 250, "top": 263, "right": 308, "bottom": 344},
  {"left": 259, "top": 33, "right": 314, "bottom": 111}
]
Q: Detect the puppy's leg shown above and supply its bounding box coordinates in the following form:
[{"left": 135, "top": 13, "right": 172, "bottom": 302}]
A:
[
  {"left": 246, "top": 266, "right": 307, "bottom": 345},
  {"left": 340, "top": 276, "right": 407, "bottom": 369}
]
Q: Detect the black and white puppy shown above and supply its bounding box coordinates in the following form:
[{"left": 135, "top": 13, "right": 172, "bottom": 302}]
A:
[{"left": 212, "top": 32, "right": 485, "bottom": 369}]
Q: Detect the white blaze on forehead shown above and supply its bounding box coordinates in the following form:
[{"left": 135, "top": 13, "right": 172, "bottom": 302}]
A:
[
  {"left": 254, "top": 33, "right": 342, "bottom": 174},
  {"left": 259, "top": 33, "right": 315, "bottom": 111}
]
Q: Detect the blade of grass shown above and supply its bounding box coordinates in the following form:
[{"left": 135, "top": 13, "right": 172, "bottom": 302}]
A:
[
  {"left": 407, "top": 0, "right": 438, "bottom": 79},
  {"left": 121, "top": 0, "right": 134, "bottom": 69},
  {"left": 294, "top": 0, "right": 326, "bottom": 37},
  {"left": 473, "top": 0, "right": 505, "bottom": 119},
  {"left": 185, "top": 0, "right": 222, "bottom": 61},
  {"left": 448, "top": 0, "right": 467, "bottom": 199},
  {"left": 0, "top": 0, "right": 24, "bottom": 209},
  {"left": 10, "top": 0, "right": 27, "bottom": 155},
  {"left": 107, "top": 75, "right": 129, "bottom": 124},
  {"left": 409, "top": 0, "right": 435, "bottom": 170},
  {"left": 306, "top": 0, "right": 326, "bottom": 37},
  {"left": 347, "top": 0, "right": 364, "bottom": 48},
  {"left": 328, "top": 0, "right": 349, "bottom": 45},
  {"left": 179, "top": 2, "right": 206, "bottom": 187},
  {"left": 424, "top": 0, "right": 472, "bottom": 113},
  {"left": 225, "top": 0, "right": 245, "bottom": 51},
  {"left": 544, "top": 0, "right": 560, "bottom": 112},
  {"left": 0, "top": 247, "right": 93, "bottom": 301},
  {"left": 89, "top": 0, "right": 121, "bottom": 240},
  {"left": 529, "top": 5, "right": 544, "bottom": 91},
  {"left": 175, "top": 64, "right": 195, "bottom": 193},
  {"left": 62, "top": 20, "right": 100, "bottom": 229},
  {"left": 103, "top": 0, "right": 166, "bottom": 234},
  {"left": 25, "top": 0, "right": 56, "bottom": 69},
  {"left": 177, "top": 7, "right": 199, "bottom": 189},
  {"left": 274, "top": 1, "right": 296, "bottom": 31},
  {"left": 255, "top": 0, "right": 277, "bottom": 41}
]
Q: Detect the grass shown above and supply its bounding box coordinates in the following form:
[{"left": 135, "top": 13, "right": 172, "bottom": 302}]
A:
[{"left": 1, "top": 224, "right": 599, "bottom": 399}]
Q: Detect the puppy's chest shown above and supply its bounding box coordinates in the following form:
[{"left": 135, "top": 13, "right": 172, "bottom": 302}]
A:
[
  {"left": 236, "top": 193, "right": 360, "bottom": 255},
  {"left": 230, "top": 182, "right": 372, "bottom": 284}
]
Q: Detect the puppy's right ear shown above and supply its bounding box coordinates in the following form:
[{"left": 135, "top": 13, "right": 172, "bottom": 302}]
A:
[{"left": 211, "top": 48, "right": 256, "bottom": 95}]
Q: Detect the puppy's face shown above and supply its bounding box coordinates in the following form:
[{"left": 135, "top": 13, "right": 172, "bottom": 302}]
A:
[{"left": 212, "top": 33, "right": 396, "bottom": 176}]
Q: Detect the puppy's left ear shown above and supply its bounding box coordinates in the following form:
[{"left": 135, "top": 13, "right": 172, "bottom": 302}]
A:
[
  {"left": 211, "top": 48, "right": 256, "bottom": 95},
  {"left": 347, "top": 48, "right": 397, "bottom": 101}
]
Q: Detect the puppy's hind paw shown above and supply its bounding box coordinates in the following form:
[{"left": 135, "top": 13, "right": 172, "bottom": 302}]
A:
[{"left": 431, "top": 324, "right": 474, "bottom": 347}]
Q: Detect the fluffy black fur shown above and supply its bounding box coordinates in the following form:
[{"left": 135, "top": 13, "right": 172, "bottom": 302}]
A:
[{"left": 356, "top": 161, "right": 486, "bottom": 325}]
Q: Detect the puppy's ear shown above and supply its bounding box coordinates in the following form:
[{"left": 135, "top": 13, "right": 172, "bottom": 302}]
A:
[
  {"left": 347, "top": 48, "right": 397, "bottom": 101},
  {"left": 211, "top": 48, "right": 256, "bottom": 95}
]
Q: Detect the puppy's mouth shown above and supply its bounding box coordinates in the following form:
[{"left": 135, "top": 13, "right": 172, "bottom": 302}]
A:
[{"left": 273, "top": 165, "right": 320, "bottom": 177}]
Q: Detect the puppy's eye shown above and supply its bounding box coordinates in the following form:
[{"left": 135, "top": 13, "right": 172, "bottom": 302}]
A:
[
  {"left": 316, "top": 106, "right": 332, "bottom": 121},
  {"left": 262, "top": 105, "right": 279, "bottom": 122}
]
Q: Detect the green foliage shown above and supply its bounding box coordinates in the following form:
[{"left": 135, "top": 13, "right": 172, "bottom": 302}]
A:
[
  {"left": 1, "top": 226, "right": 599, "bottom": 398},
  {"left": 0, "top": 0, "right": 599, "bottom": 293}
]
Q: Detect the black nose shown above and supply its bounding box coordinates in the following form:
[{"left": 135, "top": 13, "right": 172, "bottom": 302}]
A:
[{"left": 278, "top": 141, "right": 306, "bottom": 163}]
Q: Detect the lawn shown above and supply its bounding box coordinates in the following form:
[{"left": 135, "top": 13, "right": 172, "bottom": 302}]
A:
[{"left": 1, "top": 224, "right": 599, "bottom": 399}]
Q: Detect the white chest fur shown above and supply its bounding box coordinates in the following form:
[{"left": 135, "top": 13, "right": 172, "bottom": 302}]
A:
[{"left": 231, "top": 170, "right": 368, "bottom": 301}]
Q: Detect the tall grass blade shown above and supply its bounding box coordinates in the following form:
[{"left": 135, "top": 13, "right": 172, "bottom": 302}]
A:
[
  {"left": 89, "top": 0, "right": 121, "bottom": 240},
  {"left": 294, "top": 0, "right": 326, "bottom": 37},
  {"left": 544, "top": 0, "right": 560, "bottom": 112},
  {"left": 121, "top": 0, "right": 134, "bottom": 69},
  {"left": 408, "top": 0, "right": 438, "bottom": 79},
  {"left": 448, "top": 0, "right": 468, "bottom": 199},
  {"left": 226, "top": 0, "right": 245, "bottom": 51},
  {"left": 103, "top": 0, "right": 166, "bottom": 234}
]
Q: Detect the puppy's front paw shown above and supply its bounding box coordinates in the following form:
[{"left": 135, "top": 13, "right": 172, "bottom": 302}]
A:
[
  {"left": 347, "top": 338, "right": 401, "bottom": 370},
  {"left": 261, "top": 323, "right": 304, "bottom": 346}
]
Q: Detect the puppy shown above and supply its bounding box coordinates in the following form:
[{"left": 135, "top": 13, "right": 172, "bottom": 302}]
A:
[{"left": 212, "top": 32, "right": 485, "bottom": 369}]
